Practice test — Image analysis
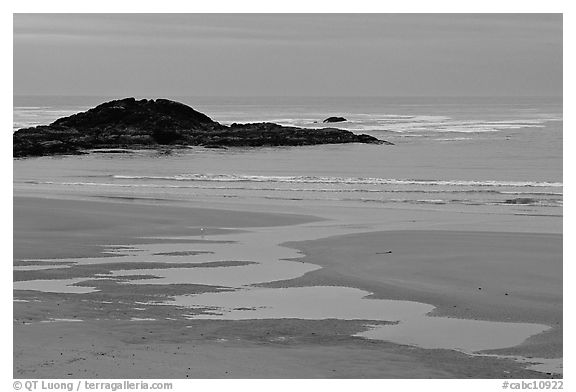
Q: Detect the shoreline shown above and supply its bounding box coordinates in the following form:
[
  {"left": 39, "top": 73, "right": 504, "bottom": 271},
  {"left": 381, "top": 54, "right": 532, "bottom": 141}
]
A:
[{"left": 13, "top": 195, "right": 561, "bottom": 378}]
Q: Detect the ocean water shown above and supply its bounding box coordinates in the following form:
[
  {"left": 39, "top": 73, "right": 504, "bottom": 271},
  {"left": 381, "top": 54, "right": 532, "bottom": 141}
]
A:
[{"left": 13, "top": 96, "right": 562, "bottom": 216}]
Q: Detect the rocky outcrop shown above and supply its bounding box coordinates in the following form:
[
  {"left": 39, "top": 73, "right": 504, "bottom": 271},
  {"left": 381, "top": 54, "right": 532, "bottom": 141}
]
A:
[
  {"left": 13, "top": 98, "right": 391, "bottom": 157},
  {"left": 323, "top": 116, "right": 347, "bottom": 123}
]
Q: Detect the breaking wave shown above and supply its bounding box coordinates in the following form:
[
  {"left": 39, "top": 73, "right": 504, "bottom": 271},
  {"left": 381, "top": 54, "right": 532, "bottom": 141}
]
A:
[{"left": 112, "top": 174, "right": 562, "bottom": 188}]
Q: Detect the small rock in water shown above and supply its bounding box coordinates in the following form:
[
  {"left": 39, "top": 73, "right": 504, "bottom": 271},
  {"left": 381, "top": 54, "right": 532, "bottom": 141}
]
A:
[{"left": 323, "top": 116, "right": 347, "bottom": 123}]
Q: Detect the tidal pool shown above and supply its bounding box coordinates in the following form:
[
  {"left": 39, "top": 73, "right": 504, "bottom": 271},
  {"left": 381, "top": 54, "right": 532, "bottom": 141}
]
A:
[
  {"left": 356, "top": 318, "right": 547, "bottom": 352},
  {"left": 13, "top": 278, "right": 98, "bottom": 294},
  {"left": 14, "top": 264, "right": 71, "bottom": 271},
  {"left": 105, "top": 223, "right": 368, "bottom": 286},
  {"left": 170, "top": 285, "right": 548, "bottom": 353},
  {"left": 112, "top": 260, "right": 319, "bottom": 287}
]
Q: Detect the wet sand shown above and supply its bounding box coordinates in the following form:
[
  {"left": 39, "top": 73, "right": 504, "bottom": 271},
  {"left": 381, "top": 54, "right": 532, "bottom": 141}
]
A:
[
  {"left": 13, "top": 196, "right": 561, "bottom": 378},
  {"left": 14, "top": 195, "right": 317, "bottom": 261},
  {"left": 15, "top": 318, "right": 552, "bottom": 379},
  {"left": 273, "top": 231, "right": 562, "bottom": 360}
]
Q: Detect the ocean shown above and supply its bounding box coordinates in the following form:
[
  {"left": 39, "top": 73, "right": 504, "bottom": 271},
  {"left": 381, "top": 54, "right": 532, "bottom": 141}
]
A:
[{"left": 13, "top": 95, "right": 563, "bottom": 217}]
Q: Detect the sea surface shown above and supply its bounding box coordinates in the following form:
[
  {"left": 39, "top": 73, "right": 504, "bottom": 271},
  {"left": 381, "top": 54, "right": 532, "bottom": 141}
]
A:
[{"left": 13, "top": 95, "right": 563, "bottom": 217}]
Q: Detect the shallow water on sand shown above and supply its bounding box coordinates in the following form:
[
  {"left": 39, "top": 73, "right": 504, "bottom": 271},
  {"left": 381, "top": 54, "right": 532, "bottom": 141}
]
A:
[
  {"left": 112, "top": 261, "right": 319, "bottom": 287},
  {"left": 14, "top": 220, "right": 555, "bottom": 372},
  {"left": 14, "top": 278, "right": 97, "bottom": 294},
  {"left": 14, "top": 264, "right": 70, "bottom": 271},
  {"left": 355, "top": 319, "right": 546, "bottom": 353},
  {"left": 175, "top": 286, "right": 547, "bottom": 353},
  {"left": 178, "top": 286, "right": 433, "bottom": 321}
]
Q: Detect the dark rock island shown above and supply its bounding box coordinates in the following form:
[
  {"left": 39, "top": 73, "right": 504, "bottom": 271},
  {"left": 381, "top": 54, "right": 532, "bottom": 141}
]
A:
[
  {"left": 13, "top": 98, "right": 392, "bottom": 157},
  {"left": 323, "top": 116, "right": 347, "bottom": 123}
]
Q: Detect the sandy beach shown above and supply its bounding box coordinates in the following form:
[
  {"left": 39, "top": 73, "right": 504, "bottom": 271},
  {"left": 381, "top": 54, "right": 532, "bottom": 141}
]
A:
[
  {"left": 275, "top": 230, "right": 562, "bottom": 360},
  {"left": 13, "top": 195, "right": 562, "bottom": 378}
]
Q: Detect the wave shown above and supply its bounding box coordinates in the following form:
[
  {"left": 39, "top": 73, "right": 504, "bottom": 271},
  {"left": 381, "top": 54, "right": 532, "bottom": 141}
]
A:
[
  {"left": 112, "top": 174, "right": 563, "bottom": 188},
  {"left": 23, "top": 180, "right": 562, "bottom": 209},
  {"left": 259, "top": 196, "right": 561, "bottom": 208},
  {"left": 351, "top": 198, "right": 562, "bottom": 207},
  {"left": 434, "top": 137, "right": 474, "bottom": 142},
  {"left": 265, "top": 114, "right": 555, "bottom": 134},
  {"left": 23, "top": 180, "right": 564, "bottom": 196}
]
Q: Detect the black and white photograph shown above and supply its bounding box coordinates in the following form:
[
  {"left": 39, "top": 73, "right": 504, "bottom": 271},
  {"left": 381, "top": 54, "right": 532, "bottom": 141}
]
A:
[{"left": 11, "top": 9, "right": 564, "bottom": 384}]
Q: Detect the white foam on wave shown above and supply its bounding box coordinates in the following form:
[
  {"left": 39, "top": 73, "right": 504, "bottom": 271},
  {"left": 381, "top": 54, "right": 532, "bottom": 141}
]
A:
[
  {"left": 434, "top": 137, "right": 474, "bottom": 141},
  {"left": 112, "top": 174, "right": 563, "bottom": 188},
  {"left": 26, "top": 180, "right": 564, "bottom": 195},
  {"left": 263, "top": 114, "right": 554, "bottom": 134}
]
